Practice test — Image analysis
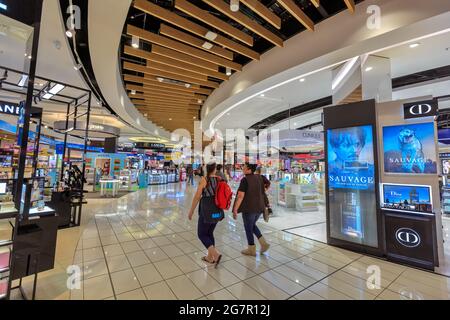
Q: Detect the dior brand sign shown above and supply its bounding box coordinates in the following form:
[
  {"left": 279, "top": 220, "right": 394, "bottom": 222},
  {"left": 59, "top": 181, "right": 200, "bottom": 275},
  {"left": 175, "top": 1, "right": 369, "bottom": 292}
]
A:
[
  {"left": 403, "top": 100, "right": 438, "bottom": 119},
  {"left": 395, "top": 228, "right": 421, "bottom": 248}
]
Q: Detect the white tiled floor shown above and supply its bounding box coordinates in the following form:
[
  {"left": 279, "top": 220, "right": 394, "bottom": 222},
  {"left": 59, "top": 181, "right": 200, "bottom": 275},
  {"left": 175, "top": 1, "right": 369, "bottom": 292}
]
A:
[{"left": 13, "top": 181, "right": 450, "bottom": 300}]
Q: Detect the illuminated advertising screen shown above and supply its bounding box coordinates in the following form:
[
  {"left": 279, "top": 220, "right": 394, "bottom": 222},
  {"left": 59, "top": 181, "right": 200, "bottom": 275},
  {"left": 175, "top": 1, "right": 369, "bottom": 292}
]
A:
[
  {"left": 381, "top": 183, "right": 432, "bottom": 214},
  {"left": 327, "top": 125, "right": 375, "bottom": 190},
  {"left": 383, "top": 123, "right": 437, "bottom": 174},
  {"left": 326, "top": 125, "right": 378, "bottom": 247}
]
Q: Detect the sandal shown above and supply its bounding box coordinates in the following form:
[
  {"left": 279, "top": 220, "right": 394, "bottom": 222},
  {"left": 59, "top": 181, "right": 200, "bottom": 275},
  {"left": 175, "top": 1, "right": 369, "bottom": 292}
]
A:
[
  {"left": 201, "top": 256, "right": 215, "bottom": 264},
  {"left": 214, "top": 254, "right": 222, "bottom": 269}
]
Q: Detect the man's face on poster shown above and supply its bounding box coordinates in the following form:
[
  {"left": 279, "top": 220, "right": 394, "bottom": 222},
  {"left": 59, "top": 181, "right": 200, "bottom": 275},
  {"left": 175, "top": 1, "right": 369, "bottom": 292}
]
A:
[{"left": 333, "top": 133, "right": 364, "bottom": 162}]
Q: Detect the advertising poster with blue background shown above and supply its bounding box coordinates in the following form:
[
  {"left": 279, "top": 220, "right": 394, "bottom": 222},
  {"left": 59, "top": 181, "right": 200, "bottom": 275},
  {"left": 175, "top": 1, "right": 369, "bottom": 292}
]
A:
[
  {"left": 383, "top": 184, "right": 431, "bottom": 206},
  {"left": 383, "top": 122, "right": 437, "bottom": 174},
  {"left": 327, "top": 125, "right": 375, "bottom": 190}
]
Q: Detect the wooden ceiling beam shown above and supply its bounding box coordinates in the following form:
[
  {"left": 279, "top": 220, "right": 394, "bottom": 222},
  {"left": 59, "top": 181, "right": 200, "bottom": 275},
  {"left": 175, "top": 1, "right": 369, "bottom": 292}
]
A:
[
  {"left": 124, "top": 74, "right": 212, "bottom": 95},
  {"left": 145, "top": 60, "right": 207, "bottom": 82},
  {"left": 203, "top": 0, "right": 284, "bottom": 47},
  {"left": 152, "top": 45, "right": 218, "bottom": 72},
  {"left": 127, "top": 24, "right": 242, "bottom": 71},
  {"left": 277, "top": 0, "right": 315, "bottom": 31},
  {"left": 174, "top": 0, "right": 253, "bottom": 46},
  {"left": 159, "top": 24, "right": 233, "bottom": 61},
  {"left": 123, "top": 61, "right": 220, "bottom": 88},
  {"left": 310, "top": 0, "right": 320, "bottom": 8},
  {"left": 240, "top": 0, "right": 282, "bottom": 29},
  {"left": 124, "top": 46, "right": 228, "bottom": 81},
  {"left": 133, "top": 0, "right": 260, "bottom": 61},
  {"left": 343, "top": 0, "right": 355, "bottom": 13}
]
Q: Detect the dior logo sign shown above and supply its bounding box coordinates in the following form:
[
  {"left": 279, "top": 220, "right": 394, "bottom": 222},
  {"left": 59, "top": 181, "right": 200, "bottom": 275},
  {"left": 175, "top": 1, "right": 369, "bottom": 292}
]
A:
[
  {"left": 403, "top": 100, "right": 438, "bottom": 119},
  {"left": 395, "top": 228, "right": 421, "bottom": 248}
]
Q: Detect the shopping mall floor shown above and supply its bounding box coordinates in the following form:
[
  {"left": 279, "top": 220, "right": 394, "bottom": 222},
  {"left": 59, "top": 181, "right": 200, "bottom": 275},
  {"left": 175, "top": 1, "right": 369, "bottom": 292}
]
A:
[{"left": 13, "top": 181, "right": 450, "bottom": 300}]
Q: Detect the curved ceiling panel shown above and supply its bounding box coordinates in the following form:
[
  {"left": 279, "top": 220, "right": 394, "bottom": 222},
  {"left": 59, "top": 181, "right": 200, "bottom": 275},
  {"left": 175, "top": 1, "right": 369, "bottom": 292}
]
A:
[
  {"left": 87, "top": 0, "right": 171, "bottom": 140},
  {"left": 119, "top": 0, "right": 362, "bottom": 135}
]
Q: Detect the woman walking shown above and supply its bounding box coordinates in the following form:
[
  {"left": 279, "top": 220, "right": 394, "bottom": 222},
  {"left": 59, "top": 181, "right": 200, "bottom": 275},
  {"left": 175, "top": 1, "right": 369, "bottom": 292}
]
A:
[
  {"left": 232, "top": 163, "right": 270, "bottom": 256},
  {"left": 188, "top": 162, "right": 223, "bottom": 267}
]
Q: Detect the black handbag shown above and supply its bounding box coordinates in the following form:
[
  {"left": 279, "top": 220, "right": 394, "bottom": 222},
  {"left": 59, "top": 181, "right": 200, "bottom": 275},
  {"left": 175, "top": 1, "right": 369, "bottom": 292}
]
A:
[{"left": 200, "top": 196, "right": 224, "bottom": 223}]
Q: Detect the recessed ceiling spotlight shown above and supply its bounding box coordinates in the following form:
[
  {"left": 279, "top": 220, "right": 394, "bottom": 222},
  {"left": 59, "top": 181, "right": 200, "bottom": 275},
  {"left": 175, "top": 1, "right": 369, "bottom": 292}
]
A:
[
  {"left": 202, "top": 41, "right": 213, "bottom": 50},
  {"left": 299, "top": 78, "right": 305, "bottom": 82},
  {"left": 409, "top": 43, "right": 420, "bottom": 48},
  {"left": 66, "top": 29, "right": 75, "bottom": 38},
  {"left": 230, "top": 0, "right": 240, "bottom": 12},
  {"left": 131, "top": 35, "right": 139, "bottom": 49},
  {"left": 157, "top": 77, "right": 164, "bottom": 82},
  {"left": 226, "top": 67, "right": 232, "bottom": 76},
  {"left": 197, "top": 99, "right": 202, "bottom": 104},
  {"left": 185, "top": 83, "right": 191, "bottom": 88},
  {"left": 131, "top": 90, "right": 136, "bottom": 95},
  {"left": 169, "top": 118, "right": 172, "bottom": 121},
  {"left": 28, "top": 55, "right": 32, "bottom": 59},
  {"left": 365, "top": 66, "right": 373, "bottom": 72},
  {"left": 44, "top": 125, "right": 48, "bottom": 129},
  {"left": 193, "top": 116, "right": 196, "bottom": 119},
  {"left": 260, "top": 94, "right": 265, "bottom": 97}
]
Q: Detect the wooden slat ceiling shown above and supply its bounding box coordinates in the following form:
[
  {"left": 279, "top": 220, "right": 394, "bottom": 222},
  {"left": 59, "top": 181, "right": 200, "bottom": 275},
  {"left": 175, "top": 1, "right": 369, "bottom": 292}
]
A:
[{"left": 121, "top": 0, "right": 363, "bottom": 134}]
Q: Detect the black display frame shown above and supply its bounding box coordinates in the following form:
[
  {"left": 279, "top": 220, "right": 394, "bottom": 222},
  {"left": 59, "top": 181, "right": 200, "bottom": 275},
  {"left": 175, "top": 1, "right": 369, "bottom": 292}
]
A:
[{"left": 324, "top": 99, "right": 385, "bottom": 256}]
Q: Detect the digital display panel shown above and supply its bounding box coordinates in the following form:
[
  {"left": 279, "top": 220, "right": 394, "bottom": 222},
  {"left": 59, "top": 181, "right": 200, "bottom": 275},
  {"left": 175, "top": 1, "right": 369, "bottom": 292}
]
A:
[
  {"left": 383, "top": 123, "right": 437, "bottom": 174},
  {"left": 327, "top": 125, "right": 375, "bottom": 190},
  {"left": 381, "top": 183, "right": 433, "bottom": 214}
]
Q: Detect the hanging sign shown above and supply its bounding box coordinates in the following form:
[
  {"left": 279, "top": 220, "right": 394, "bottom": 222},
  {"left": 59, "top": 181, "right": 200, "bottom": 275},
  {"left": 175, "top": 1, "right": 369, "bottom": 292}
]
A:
[
  {"left": 403, "top": 99, "right": 438, "bottom": 120},
  {"left": 0, "top": 101, "right": 21, "bottom": 115}
]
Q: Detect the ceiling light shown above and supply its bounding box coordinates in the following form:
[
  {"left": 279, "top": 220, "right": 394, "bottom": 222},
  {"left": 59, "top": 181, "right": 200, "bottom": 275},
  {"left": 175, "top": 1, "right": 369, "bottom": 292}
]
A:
[
  {"left": 28, "top": 55, "right": 32, "bottom": 59},
  {"left": 144, "top": 113, "right": 147, "bottom": 117},
  {"left": 365, "top": 66, "right": 373, "bottom": 72},
  {"left": 131, "top": 90, "right": 136, "bottom": 95},
  {"left": 260, "top": 94, "right": 265, "bottom": 97},
  {"left": 18, "top": 74, "right": 28, "bottom": 87},
  {"left": 157, "top": 77, "right": 164, "bottom": 82},
  {"left": 44, "top": 125, "right": 48, "bottom": 129},
  {"left": 409, "top": 43, "right": 420, "bottom": 48},
  {"left": 197, "top": 99, "right": 202, "bottom": 104},
  {"left": 205, "top": 31, "right": 218, "bottom": 41},
  {"left": 169, "top": 118, "right": 172, "bottom": 121},
  {"left": 0, "top": 3, "right": 7, "bottom": 10},
  {"left": 202, "top": 41, "right": 213, "bottom": 50},
  {"left": 193, "top": 116, "right": 196, "bottom": 119},
  {"left": 43, "top": 93, "right": 53, "bottom": 100},
  {"left": 131, "top": 35, "right": 139, "bottom": 49},
  {"left": 24, "top": 53, "right": 27, "bottom": 57},
  {"left": 66, "top": 29, "right": 74, "bottom": 38},
  {"left": 49, "top": 84, "right": 65, "bottom": 95},
  {"left": 299, "top": 78, "right": 305, "bottom": 82},
  {"left": 230, "top": 0, "right": 239, "bottom": 12},
  {"left": 185, "top": 83, "right": 191, "bottom": 88},
  {"left": 226, "top": 67, "right": 232, "bottom": 76}
]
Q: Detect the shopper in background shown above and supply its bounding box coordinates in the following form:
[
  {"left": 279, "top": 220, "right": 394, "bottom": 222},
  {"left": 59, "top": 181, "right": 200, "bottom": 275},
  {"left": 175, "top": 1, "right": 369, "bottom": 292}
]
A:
[
  {"left": 187, "top": 166, "right": 194, "bottom": 185},
  {"left": 232, "top": 163, "right": 270, "bottom": 256},
  {"left": 255, "top": 167, "right": 273, "bottom": 219},
  {"left": 216, "top": 164, "right": 228, "bottom": 182},
  {"left": 188, "top": 163, "right": 223, "bottom": 267}
]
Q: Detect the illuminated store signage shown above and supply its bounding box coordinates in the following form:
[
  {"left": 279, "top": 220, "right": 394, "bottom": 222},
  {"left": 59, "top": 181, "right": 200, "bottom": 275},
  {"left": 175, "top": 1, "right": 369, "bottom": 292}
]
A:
[
  {"left": 403, "top": 100, "right": 438, "bottom": 119},
  {"left": 383, "top": 123, "right": 437, "bottom": 174},
  {"left": 395, "top": 228, "right": 421, "bottom": 248},
  {"left": 327, "top": 125, "right": 376, "bottom": 240},
  {"left": 0, "top": 101, "right": 21, "bottom": 115}
]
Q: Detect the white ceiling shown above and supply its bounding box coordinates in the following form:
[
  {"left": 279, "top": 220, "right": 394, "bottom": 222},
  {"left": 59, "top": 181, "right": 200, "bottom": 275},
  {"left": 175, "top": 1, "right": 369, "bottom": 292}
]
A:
[
  {"left": 0, "top": 0, "right": 151, "bottom": 142},
  {"left": 217, "top": 30, "right": 450, "bottom": 133}
]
